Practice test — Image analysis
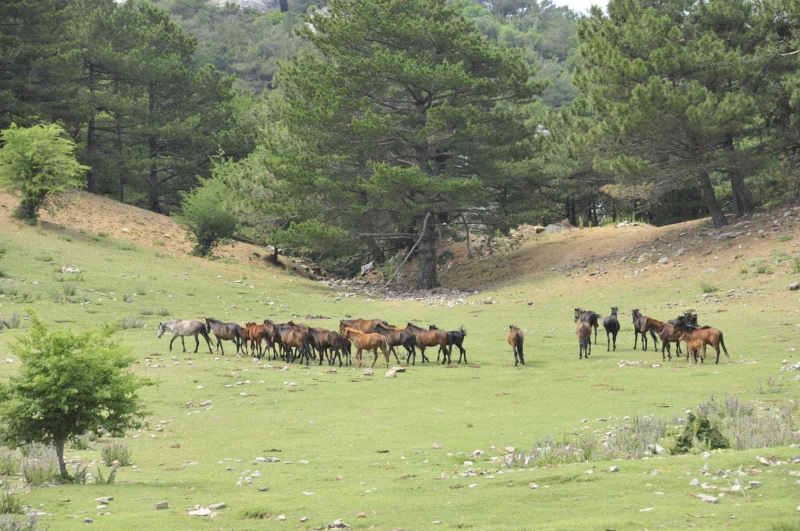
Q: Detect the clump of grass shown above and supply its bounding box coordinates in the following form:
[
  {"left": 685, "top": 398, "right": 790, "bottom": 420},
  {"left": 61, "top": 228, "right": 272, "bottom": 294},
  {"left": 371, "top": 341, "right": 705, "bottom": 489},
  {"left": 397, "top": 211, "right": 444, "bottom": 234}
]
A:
[
  {"left": 122, "top": 293, "right": 133, "bottom": 303},
  {"left": 0, "top": 514, "right": 39, "bottom": 531},
  {"left": 700, "top": 282, "right": 718, "bottom": 294},
  {"left": 702, "top": 396, "right": 798, "bottom": 450},
  {"left": 135, "top": 286, "right": 147, "bottom": 296},
  {"left": 157, "top": 308, "right": 171, "bottom": 317},
  {"left": 0, "top": 488, "right": 23, "bottom": 515},
  {"left": 20, "top": 444, "right": 59, "bottom": 486},
  {"left": 0, "top": 448, "right": 19, "bottom": 476},
  {"left": 95, "top": 465, "right": 119, "bottom": 485},
  {"left": 777, "top": 234, "right": 792, "bottom": 242},
  {"left": 117, "top": 317, "right": 145, "bottom": 330},
  {"left": 792, "top": 258, "right": 800, "bottom": 274},
  {"left": 139, "top": 309, "right": 154, "bottom": 316},
  {"left": 33, "top": 255, "right": 53, "bottom": 263},
  {"left": 62, "top": 284, "right": 77, "bottom": 297},
  {"left": 101, "top": 442, "right": 132, "bottom": 466},
  {"left": 772, "top": 249, "right": 791, "bottom": 264},
  {"left": 117, "top": 242, "right": 136, "bottom": 251},
  {"left": 756, "top": 376, "right": 783, "bottom": 395},
  {"left": 240, "top": 507, "right": 272, "bottom": 520},
  {"left": 0, "top": 314, "right": 21, "bottom": 330},
  {"left": 69, "top": 432, "right": 95, "bottom": 451}
]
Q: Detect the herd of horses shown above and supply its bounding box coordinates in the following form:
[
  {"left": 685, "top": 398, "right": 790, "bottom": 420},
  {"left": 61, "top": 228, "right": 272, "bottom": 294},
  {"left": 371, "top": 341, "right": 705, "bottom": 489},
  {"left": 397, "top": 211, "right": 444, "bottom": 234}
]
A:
[
  {"left": 573, "top": 308, "right": 729, "bottom": 364},
  {"left": 155, "top": 309, "right": 728, "bottom": 368},
  {"left": 157, "top": 318, "right": 467, "bottom": 368}
]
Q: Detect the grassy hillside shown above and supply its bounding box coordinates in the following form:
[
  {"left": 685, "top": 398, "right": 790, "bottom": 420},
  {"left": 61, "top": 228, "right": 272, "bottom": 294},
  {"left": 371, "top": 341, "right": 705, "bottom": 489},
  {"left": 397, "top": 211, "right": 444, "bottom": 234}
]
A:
[{"left": 0, "top": 195, "right": 798, "bottom": 530}]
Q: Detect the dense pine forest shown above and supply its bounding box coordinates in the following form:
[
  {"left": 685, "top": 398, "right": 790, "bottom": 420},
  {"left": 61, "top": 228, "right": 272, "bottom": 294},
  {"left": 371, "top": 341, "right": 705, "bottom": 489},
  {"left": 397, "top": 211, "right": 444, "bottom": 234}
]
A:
[{"left": 1, "top": 0, "right": 798, "bottom": 287}]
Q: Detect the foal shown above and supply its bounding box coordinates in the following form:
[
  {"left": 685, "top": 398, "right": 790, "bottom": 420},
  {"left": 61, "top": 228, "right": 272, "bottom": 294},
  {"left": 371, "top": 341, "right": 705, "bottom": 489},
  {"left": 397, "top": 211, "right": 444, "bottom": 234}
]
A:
[{"left": 342, "top": 327, "right": 389, "bottom": 368}]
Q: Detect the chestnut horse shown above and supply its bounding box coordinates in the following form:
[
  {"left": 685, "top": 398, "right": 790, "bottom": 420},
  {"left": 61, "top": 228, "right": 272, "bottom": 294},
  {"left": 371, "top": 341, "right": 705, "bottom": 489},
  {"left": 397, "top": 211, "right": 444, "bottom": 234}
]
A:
[
  {"left": 342, "top": 327, "right": 389, "bottom": 368},
  {"left": 507, "top": 325, "right": 524, "bottom": 366},
  {"left": 243, "top": 322, "right": 269, "bottom": 357},
  {"left": 339, "top": 318, "right": 391, "bottom": 335},
  {"left": 683, "top": 336, "right": 707, "bottom": 364},
  {"left": 577, "top": 321, "right": 592, "bottom": 359},
  {"left": 574, "top": 308, "right": 599, "bottom": 344},
  {"left": 675, "top": 316, "right": 729, "bottom": 364}
]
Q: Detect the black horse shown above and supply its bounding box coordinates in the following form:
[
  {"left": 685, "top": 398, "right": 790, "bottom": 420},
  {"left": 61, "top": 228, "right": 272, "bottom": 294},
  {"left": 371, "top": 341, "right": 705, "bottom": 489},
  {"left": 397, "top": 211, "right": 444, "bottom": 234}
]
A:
[
  {"left": 435, "top": 326, "right": 467, "bottom": 365},
  {"left": 574, "top": 308, "right": 600, "bottom": 344},
  {"left": 602, "top": 307, "right": 620, "bottom": 351}
]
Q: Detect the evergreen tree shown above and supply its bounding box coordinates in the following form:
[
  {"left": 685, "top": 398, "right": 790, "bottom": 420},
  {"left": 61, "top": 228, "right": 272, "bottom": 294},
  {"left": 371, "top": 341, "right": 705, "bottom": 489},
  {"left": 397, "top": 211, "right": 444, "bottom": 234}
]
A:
[{"left": 265, "top": 0, "right": 539, "bottom": 287}]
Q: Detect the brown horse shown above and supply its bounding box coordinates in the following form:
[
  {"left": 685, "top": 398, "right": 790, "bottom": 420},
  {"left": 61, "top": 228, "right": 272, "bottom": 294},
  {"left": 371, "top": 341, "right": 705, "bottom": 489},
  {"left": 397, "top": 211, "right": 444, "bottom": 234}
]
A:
[
  {"left": 342, "top": 327, "right": 389, "bottom": 368},
  {"left": 574, "top": 308, "right": 599, "bottom": 344},
  {"left": 205, "top": 318, "right": 244, "bottom": 355},
  {"left": 339, "top": 318, "right": 391, "bottom": 335},
  {"left": 308, "top": 328, "right": 348, "bottom": 366},
  {"left": 631, "top": 309, "right": 659, "bottom": 351},
  {"left": 374, "top": 324, "right": 415, "bottom": 364},
  {"left": 675, "top": 317, "right": 729, "bottom": 364},
  {"left": 243, "top": 322, "right": 268, "bottom": 357},
  {"left": 684, "top": 336, "right": 707, "bottom": 364},
  {"left": 507, "top": 325, "right": 524, "bottom": 366},
  {"left": 577, "top": 321, "right": 592, "bottom": 359},
  {"left": 275, "top": 322, "right": 313, "bottom": 364},
  {"left": 658, "top": 323, "right": 684, "bottom": 361},
  {"left": 262, "top": 320, "right": 283, "bottom": 360},
  {"left": 405, "top": 323, "right": 448, "bottom": 364}
]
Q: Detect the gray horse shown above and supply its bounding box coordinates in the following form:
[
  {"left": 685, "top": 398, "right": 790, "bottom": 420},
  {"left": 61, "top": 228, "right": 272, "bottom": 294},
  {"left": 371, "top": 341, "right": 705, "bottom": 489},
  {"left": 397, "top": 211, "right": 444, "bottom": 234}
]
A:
[{"left": 157, "top": 320, "right": 213, "bottom": 353}]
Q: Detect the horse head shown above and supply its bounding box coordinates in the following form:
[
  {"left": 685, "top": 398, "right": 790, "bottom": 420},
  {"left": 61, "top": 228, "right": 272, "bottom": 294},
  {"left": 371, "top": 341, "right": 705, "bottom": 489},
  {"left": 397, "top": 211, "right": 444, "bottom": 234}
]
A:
[
  {"left": 631, "top": 309, "right": 641, "bottom": 323},
  {"left": 157, "top": 323, "right": 165, "bottom": 338},
  {"left": 610, "top": 306, "right": 618, "bottom": 315}
]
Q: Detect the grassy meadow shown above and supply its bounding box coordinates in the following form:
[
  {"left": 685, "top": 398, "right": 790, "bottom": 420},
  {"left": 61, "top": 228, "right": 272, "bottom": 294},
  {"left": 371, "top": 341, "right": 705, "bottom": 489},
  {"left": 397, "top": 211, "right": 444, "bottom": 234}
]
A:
[{"left": 0, "top": 215, "right": 798, "bottom": 530}]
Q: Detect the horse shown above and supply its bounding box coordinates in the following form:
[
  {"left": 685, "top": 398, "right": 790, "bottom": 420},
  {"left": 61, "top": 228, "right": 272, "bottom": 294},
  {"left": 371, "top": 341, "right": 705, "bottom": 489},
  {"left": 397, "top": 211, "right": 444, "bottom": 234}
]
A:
[
  {"left": 262, "top": 320, "right": 283, "bottom": 360},
  {"left": 683, "top": 336, "right": 707, "bottom": 364},
  {"left": 338, "top": 318, "right": 391, "bottom": 335},
  {"left": 275, "top": 322, "right": 313, "bottom": 364},
  {"left": 631, "top": 309, "right": 659, "bottom": 351},
  {"left": 574, "top": 308, "right": 599, "bottom": 344},
  {"left": 326, "top": 333, "right": 352, "bottom": 367},
  {"left": 602, "top": 307, "right": 620, "bottom": 352},
  {"left": 577, "top": 321, "right": 592, "bottom": 359},
  {"left": 638, "top": 314, "right": 669, "bottom": 357},
  {"left": 308, "top": 328, "right": 346, "bottom": 366},
  {"left": 674, "top": 316, "right": 729, "bottom": 364},
  {"left": 341, "top": 327, "right": 389, "bottom": 368},
  {"left": 157, "top": 320, "right": 213, "bottom": 354},
  {"left": 243, "top": 322, "right": 269, "bottom": 357},
  {"left": 374, "top": 324, "right": 416, "bottom": 365},
  {"left": 443, "top": 327, "right": 467, "bottom": 365},
  {"left": 404, "top": 323, "right": 448, "bottom": 365},
  {"left": 507, "top": 325, "right": 524, "bottom": 366},
  {"left": 205, "top": 318, "right": 244, "bottom": 355},
  {"left": 658, "top": 322, "right": 684, "bottom": 361}
]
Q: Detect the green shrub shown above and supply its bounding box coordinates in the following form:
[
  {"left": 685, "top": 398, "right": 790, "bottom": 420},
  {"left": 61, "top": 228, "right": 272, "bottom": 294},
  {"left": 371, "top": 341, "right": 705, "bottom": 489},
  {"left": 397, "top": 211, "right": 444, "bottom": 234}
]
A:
[
  {"left": 69, "top": 432, "right": 95, "bottom": 451},
  {"left": 240, "top": 507, "right": 272, "bottom": 520},
  {"left": 101, "top": 442, "right": 132, "bottom": 466},
  {"left": 0, "top": 514, "right": 39, "bottom": 530},
  {"left": 671, "top": 412, "right": 729, "bottom": 454},
  {"left": 700, "top": 282, "right": 718, "bottom": 294},
  {"left": 177, "top": 177, "right": 238, "bottom": 256},
  {"left": 117, "top": 318, "right": 144, "bottom": 330},
  {"left": 0, "top": 488, "right": 23, "bottom": 515},
  {"left": 20, "top": 444, "right": 59, "bottom": 486},
  {"left": 0, "top": 448, "right": 19, "bottom": 476}
]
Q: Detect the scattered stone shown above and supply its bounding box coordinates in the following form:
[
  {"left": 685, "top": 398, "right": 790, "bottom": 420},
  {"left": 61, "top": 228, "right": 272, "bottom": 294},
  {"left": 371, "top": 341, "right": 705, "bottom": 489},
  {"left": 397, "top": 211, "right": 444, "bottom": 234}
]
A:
[
  {"left": 363, "top": 368, "right": 374, "bottom": 376},
  {"left": 504, "top": 446, "right": 515, "bottom": 454},
  {"left": 154, "top": 501, "right": 169, "bottom": 510},
  {"left": 328, "top": 519, "right": 350, "bottom": 529},
  {"left": 300, "top": 516, "right": 308, "bottom": 522},
  {"left": 529, "top": 483, "right": 539, "bottom": 489},
  {"left": 384, "top": 370, "right": 397, "bottom": 378},
  {"left": 749, "top": 481, "right": 762, "bottom": 489},
  {"left": 188, "top": 507, "right": 213, "bottom": 517},
  {"left": 94, "top": 497, "right": 113, "bottom": 504},
  {"left": 609, "top": 466, "right": 619, "bottom": 473},
  {"left": 637, "top": 252, "right": 652, "bottom": 264},
  {"left": 432, "top": 520, "right": 442, "bottom": 525},
  {"left": 640, "top": 507, "right": 654, "bottom": 513},
  {"left": 432, "top": 442, "right": 442, "bottom": 449},
  {"left": 694, "top": 494, "right": 719, "bottom": 504},
  {"left": 208, "top": 503, "right": 225, "bottom": 511},
  {"left": 390, "top": 366, "right": 406, "bottom": 373},
  {"left": 690, "top": 478, "right": 700, "bottom": 486},
  {"left": 357, "top": 512, "right": 367, "bottom": 518},
  {"left": 276, "top": 514, "right": 287, "bottom": 521},
  {"left": 657, "top": 256, "right": 669, "bottom": 265},
  {"left": 646, "top": 444, "right": 665, "bottom": 455},
  {"left": 756, "top": 456, "right": 772, "bottom": 466},
  {"left": 789, "top": 282, "right": 800, "bottom": 291},
  {"left": 84, "top": 518, "right": 94, "bottom": 524}
]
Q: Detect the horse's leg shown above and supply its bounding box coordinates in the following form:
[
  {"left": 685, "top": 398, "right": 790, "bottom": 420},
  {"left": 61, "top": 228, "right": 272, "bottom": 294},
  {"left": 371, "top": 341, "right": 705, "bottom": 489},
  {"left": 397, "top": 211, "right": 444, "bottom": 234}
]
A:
[
  {"left": 370, "top": 348, "right": 378, "bottom": 369},
  {"left": 613, "top": 330, "right": 618, "bottom": 351},
  {"left": 650, "top": 330, "right": 658, "bottom": 352},
  {"left": 169, "top": 335, "right": 177, "bottom": 352},
  {"left": 383, "top": 346, "right": 390, "bottom": 368},
  {"left": 181, "top": 336, "right": 186, "bottom": 353},
  {"left": 420, "top": 346, "right": 428, "bottom": 363},
  {"left": 714, "top": 343, "right": 721, "bottom": 365},
  {"left": 594, "top": 325, "right": 597, "bottom": 345},
  {"left": 194, "top": 334, "right": 199, "bottom": 353},
  {"left": 514, "top": 348, "right": 518, "bottom": 366},
  {"left": 390, "top": 346, "right": 401, "bottom": 364},
  {"left": 633, "top": 331, "right": 639, "bottom": 350},
  {"left": 203, "top": 332, "right": 213, "bottom": 354},
  {"left": 606, "top": 331, "right": 610, "bottom": 352}
]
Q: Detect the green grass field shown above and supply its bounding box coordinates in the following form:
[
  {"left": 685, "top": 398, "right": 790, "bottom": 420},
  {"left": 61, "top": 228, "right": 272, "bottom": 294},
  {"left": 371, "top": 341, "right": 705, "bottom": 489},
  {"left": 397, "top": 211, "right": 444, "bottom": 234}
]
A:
[{"left": 0, "top": 217, "right": 798, "bottom": 530}]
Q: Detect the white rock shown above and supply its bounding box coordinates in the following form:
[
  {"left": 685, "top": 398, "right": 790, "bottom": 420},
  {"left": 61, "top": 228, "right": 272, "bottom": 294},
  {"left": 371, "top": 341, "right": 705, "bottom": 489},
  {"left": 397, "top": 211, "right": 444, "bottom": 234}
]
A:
[
  {"left": 694, "top": 494, "right": 719, "bottom": 504},
  {"left": 276, "top": 514, "right": 287, "bottom": 521},
  {"left": 529, "top": 483, "right": 539, "bottom": 489},
  {"left": 328, "top": 519, "right": 350, "bottom": 528},
  {"left": 432, "top": 442, "right": 442, "bottom": 449},
  {"left": 363, "top": 368, "right": 374, "bottom": 376},
  {"left": 188, "top": 507, "right": 213, "bottom": 517},
  {"left": 384, "top": 370, "right": 397, "bottom": 378},
  {"left": 609, "top": 466, "right": 619, "bottom": 473},
  {"left": 208, "top": 503, "right": 225, "bottom": 511},
  {"left": 94, "top": 497, "right": 113, "bottom": 504}
]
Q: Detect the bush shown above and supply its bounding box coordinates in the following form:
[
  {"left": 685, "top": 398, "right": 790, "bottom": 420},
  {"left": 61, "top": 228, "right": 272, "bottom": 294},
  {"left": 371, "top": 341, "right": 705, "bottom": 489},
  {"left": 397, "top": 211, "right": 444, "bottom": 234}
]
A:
[
  {"left": 0, "top": 489, "right": 23, "bottom": 515},
  {"left": 101, "top": 442, "right": 132, "bottom": 466},
  {"left": 671, "top": 412, "right": 729, "bottom": 454},
  {"left": 700, "top": 282, "right": 718, "bottom": 294},
  {"left": 0, "top": 514, "right": 38, "bottom": 531},
  {"left": 0, "top": 448, "right": 19, "bottom": 476},
  {"left": 117, "top": 317, "right": 145, "bottom": 330},
  {"left": 0, "top": 314, "right": 149, "bottom": 478},
  {"left": 178, "top": 177, "right": 238, "bottom": 256},
  {"left": 0, "top": 315, "right": 21, "bottom": 331},
  {"left": 20, "top": 445, "right": 59, "bottom": 486},
  {"left": 0, "top": 123, "right": 87, "bottom": 223}
]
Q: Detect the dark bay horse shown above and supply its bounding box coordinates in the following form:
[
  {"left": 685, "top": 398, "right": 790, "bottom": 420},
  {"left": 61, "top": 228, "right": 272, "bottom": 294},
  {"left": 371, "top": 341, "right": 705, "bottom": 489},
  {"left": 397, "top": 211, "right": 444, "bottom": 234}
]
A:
[
  {"left": 374, "top": 324, "right": 416, "bottom": 365},
  {"left": 602, "top": 307, "right": 620, "bottom": 352},
  {"left": 205, "top": 318, "right": 244, "bottom": 355},
  {"left": 158, "top": 320, "right": 213, "bottom": 354},
  {"left": 631, "top": 309, "right": 659, "bottom": 351}
]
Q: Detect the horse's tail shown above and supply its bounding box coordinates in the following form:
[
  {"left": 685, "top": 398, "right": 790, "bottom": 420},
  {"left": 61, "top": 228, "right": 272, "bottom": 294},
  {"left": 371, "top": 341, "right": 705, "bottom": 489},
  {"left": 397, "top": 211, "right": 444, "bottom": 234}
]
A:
[
  {"left": 719, "top": 332, "right": 729, "bottom": 358},
  {"left": 515, "top": 335, "right": 523, "bottom": 356}
]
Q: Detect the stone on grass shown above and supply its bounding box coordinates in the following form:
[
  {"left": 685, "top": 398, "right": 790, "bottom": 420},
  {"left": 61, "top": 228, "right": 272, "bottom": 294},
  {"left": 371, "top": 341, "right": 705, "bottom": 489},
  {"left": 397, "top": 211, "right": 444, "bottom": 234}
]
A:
[
  {"left": 84, "top": 518, "right": 94, "bottom": 524},
  {"left": 328, "top": 519, "right": 350, "bottom": 529},
  {"left": 384, "top": 370, "right": 397, "bottom": 378},
  {"left": 363, "top": 368, "right": 374, "bottom": 376},
  {"left": 208, "top": 503, "right": 225, "bottom": 511},
  {"left": 432, "top": 442, "right": 442, "bottom": 449},
  {"left": 154, "top": 501, "right": 169, "bottom": 510},
  {"left": 357, "top": 512, "right": 367, "bottom": 518},
  {"left": 609, "top": 466, "right": 619, "bottom": 473},
  {"left": 789, "top": 282, "right": 800, "bottom": 291},
  {"left": 300, "top": 516, "right": 308, "bottom": 522},
  {"left": 276, "top": 514, "right": 287, "bottom": 521},
  {"left": 694, "top": 494, "right": 719, "bottom": 504},
  {"left": 188, "top": 507, "right": 213, "bottom": 517},
  {"left": 94, "top": 497, "right": 113, "bottom": 504}
]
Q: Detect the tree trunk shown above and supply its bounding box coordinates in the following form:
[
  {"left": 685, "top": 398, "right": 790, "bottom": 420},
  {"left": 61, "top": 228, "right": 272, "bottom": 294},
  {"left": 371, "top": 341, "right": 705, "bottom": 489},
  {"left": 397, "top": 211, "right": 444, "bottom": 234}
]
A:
[
  {"left": 461, "top": 214, "right": 471, "bottom": 258},
  {"left": 115, "top": 117, "right": 124, "bottom": 203},
  {"left": 85, "top": 63, "right": 97, "bottom": 193},
  {"left": 698, "top": 170, "right": 728, "bottom": 227},
  {"left": 55, "top": 439, "right": 67, "bottom": 478},
  {"left": 147, "top": 85, "right": 161, "bottom": 212},
  {"left": 416, "top": 212, "right": 439, "bottom": 289},
  {"left": 724, "top": 138, "right": 754, "bottom": 217}
]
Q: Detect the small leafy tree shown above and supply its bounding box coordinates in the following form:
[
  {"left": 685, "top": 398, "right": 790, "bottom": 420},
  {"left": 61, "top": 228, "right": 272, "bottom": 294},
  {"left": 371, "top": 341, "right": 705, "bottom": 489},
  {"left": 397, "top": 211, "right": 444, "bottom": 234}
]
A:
[
  {"left": 178, "top": 176, "right": 239, "bottom": 256},
  {"left": 0, "top": 123, "right": 87, "bottom": 223},
  {"left": 0, "top": 313, "right": 149, "bottom": 479}
]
